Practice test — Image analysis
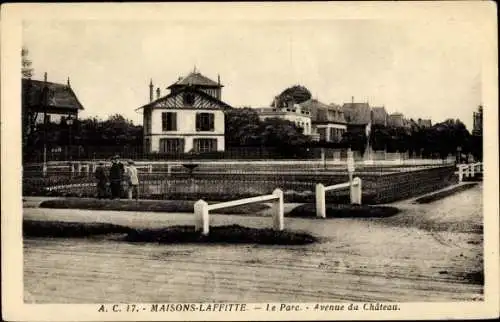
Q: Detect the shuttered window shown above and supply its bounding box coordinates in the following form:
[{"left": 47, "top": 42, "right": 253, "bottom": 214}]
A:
[
  {"left": 193, "top": 138, "right": 217, "bottom": 152},
  {"left": 159, "top": 138, "right": 185, "bottom": 154},
  {"left": 195, "top": 112, "right": 214, "bottom": 131},
  {"left": 162, "top": 112, "right": 177, "bottom": 131}
]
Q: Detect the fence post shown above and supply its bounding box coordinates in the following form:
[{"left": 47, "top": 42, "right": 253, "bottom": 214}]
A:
[
  {"left": 470, "top": 163, "right": 475, "bottom": 178},
  {"left": 351, "top": 177, "right": 362, "bottom": 205},
  {"left": 458, "top": 165, "right": 463, "bottom": 183},
  {"left": 194, "top": 200, "right": 209, "bottom": 236},
  {"left": 315, "top": 183, "right": 326, "bottom": 218},
  {"left": 148, "top": 164, "right": 153, "bottom": 174},
  {"left": 42, "top": 164, "right": 47, "bottom": 177},
  {"left": 272, "top": 189, "right": 284, "bottom": 231},
  {"left": 167, "top": 164, "right": 172, "bottom": 176}
]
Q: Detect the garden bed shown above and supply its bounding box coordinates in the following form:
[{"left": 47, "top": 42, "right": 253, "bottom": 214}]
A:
[
  {"left": 38, "top": 198, "right": 270, "bottom": 214},
  {"left": 23, "top": 220, "right": 317, "bottom": 245},
  {"left": 287, "top": 203, "right": 400, "bottom": 218}
]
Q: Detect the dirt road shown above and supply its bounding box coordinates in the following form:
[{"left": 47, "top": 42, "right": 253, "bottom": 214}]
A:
[{"left": 23, "top": 184, "right": 483, "bottom": 303}]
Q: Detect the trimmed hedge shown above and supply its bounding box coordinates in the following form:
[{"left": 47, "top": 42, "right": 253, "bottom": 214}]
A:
[
  {"left": 415, "top": 182, "right": 478, "bottom": 204},
  {"left": 39, "top": 198, "right": 270, "bottom": 214},
  {"left": 23, "top": 220, "right": 318, "bottom": 245},
  {"left": 287, "top": 203, "right": 400, "bottom": 218}
]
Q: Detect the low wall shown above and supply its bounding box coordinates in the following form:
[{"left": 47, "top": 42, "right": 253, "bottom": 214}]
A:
[{"left": 23, "top": 165, "right": 458, "bottom": 204}]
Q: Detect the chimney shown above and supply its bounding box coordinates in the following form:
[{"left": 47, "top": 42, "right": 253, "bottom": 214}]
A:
[
  {"left": 156, "top": 87, "right": 161, "bottom": 99},
  {"left": 351, "top": 96, "right": 354, "bottom": 104},
  {"left": 218, "top": 74, "right": 221, "bottom": 85},
  {"left": 67, "top": 77, "right": 71, "bottom": 88},
  {"left": 149, "top": 79, "right": 154, "bottom": 102},
  {"left": 44, "top": 72, "right": 48, "bottom": 82}
]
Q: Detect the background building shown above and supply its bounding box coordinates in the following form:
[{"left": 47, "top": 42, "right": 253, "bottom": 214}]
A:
[
  {"left": 137, "top": 69, "right": 231, "bottom": 154},
  {"left": 256, "top": 102, "right": 312, "bottom": 135},
  {"left": 22, "top": 73, "right": 84, "bottom": 125},
  {"left": 388, "top": 113, "right": 404, "bottom": 128},
  {"left": 300, "top": 99, "right": 347, "bottom": 142},
  {"left": 472, "top": 105, "right": 483, "bottom": 136}
]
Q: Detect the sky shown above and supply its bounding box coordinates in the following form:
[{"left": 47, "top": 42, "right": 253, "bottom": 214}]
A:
[{"left": 22, "top": 14, "right": 487, "bottom": 131}]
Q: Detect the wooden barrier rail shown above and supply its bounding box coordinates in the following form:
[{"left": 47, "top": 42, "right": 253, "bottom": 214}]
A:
[
  {"left": 193, "top": 189, "right": 284, "bottom": 236},
  {"left": 457, "top": 162, "right": 482, "bottom": 182},
  {"left": 315, "top": 177, "right": 362, "bottom": 218}
]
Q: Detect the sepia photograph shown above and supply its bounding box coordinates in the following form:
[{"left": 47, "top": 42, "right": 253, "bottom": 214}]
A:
[{"left": 2, "top": 2, "right": 499, "bottom": 321}]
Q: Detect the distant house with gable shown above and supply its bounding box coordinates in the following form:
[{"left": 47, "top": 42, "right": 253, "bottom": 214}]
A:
[
  {"left": 22, "top": 73, "right": 84, "bottom": 125},
  {"left": 388, "top": 113, "right": 404, "bottom": 128},
  {"left": 371, "top": 106, "right": 388, "bottom": 126},
  {"left": 300, "top": 99, "right": 347, "bottom": 142},
  {"left": 136, "top": 69, "right": 231, "bottom": 154}
]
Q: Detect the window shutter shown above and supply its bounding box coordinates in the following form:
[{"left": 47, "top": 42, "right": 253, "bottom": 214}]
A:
[
  {"left": 209, "top": 113, "right": 214, "bottom": 131},
  {"left": 162, "top": 112, "right": 167, "bottom": 131},
  {"left": 171, "top": 112, "right": 177, "bottom": 131}
]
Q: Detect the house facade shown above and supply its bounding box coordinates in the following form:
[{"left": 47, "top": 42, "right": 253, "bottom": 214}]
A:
[
  {"left": 137, "top": 70, "right": 231, "bottom": 154},
  {"left": 300, "top": 99, "right": 347, "bottom": 142}
]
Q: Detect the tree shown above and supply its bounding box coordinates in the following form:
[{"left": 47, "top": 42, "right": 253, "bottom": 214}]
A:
[
  {"left": 224, "top": 107, "right": 261, "bottom": 147},
  {"left": 21, "top": 47, "right": 34, "bottom": 79},
  {"left": 271, "top": 85, "right": 312, "bottom": 107}
]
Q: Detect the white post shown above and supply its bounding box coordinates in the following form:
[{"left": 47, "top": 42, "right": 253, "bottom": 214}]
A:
[
  {"left": 42, "top": 164, "right": 47, "bottom": 177},
  {"left": 470, "top": 163, "right": 475, "bottom": 177},
  {"left": 77, "top": 163, "right": 82, "bottom": 175},
  {"left": 458, "top": 165, "right": 463, "bottom": 183},
  {"left": 315, "top": 183, "right": 326, "bottom": 218},
  {"left": 272, "top": 189, "right": 284, "bottom": 231},
  {"left": 70, "top": 163, "right": 75, "bottom": 177},
  {"left": 194, "top": 200, "right": 209, "bottom": 236},
  {"left": 148, "top": 164, "right": 153, "bottom": 174},
  {"left": 167, "top": 164, "right": 172, "bottom": 176},
  {"left": 91, "top": 163, "right": 97, "bottom": 173},
  {"left": 351, "top": 177, "right": 362, "bottom": 205},
  {"left": 85, "top": 164, "right": 90, "bottom": 175}
]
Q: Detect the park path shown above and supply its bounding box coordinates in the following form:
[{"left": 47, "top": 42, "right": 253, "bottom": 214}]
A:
[{"left": 23, "top": 184, "right": 483, "bottom": 303}]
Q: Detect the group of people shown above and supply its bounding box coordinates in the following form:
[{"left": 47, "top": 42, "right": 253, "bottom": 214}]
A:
[{"left": 94, "top": 155, "right": 139, "bottom": 200}]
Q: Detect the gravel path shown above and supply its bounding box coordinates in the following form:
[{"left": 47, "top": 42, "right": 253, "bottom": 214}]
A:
[{"left": 23, "top": 184, "right": 483, "bottom": 303}]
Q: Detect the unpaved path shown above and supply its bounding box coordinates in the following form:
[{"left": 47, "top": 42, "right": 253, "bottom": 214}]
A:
[{"left": 23, "top": 184, "right": 483, "bottom": 303}]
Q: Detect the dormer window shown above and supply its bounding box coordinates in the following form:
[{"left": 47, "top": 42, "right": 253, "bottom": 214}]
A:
[{"left": 183, "top": 92, "right": 195, "bottom": 106}]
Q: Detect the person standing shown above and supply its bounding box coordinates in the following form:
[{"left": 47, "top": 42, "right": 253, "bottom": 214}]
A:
[
  {"left": 125, "top": 160, "right": 139, "bottom": 200},
  {"left": 109, "top": 155, "right": 124, "bottom": 199},
  {"left": 94, "top": 161, "right": 108, "bottom": 199}
]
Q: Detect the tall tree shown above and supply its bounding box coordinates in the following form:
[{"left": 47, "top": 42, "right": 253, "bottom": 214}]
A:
[{"left": 21, "top": 47, "right": 34, "bottom": 79}]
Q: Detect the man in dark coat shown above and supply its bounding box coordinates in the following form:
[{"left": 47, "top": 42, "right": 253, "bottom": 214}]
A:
[{"left": 109, "top": 155, "right": 124, "bottom": 199}]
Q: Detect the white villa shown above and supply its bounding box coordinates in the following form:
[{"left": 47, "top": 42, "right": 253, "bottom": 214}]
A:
[
  {"left": 137, "top": 70, "right": 231, "bottom": 154},
  {"left": 255, "top": 102, "right": 312, "bottom": 136}
]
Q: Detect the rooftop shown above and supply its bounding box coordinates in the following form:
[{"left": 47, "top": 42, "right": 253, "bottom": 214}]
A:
[
  {"left": 22, "top": 78, "right": 84, "bottom": 110},
  {"left": 167, "top": 71, "right": 222, "bottom": 89}
]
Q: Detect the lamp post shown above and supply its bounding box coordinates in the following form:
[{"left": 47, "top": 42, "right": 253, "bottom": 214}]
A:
[{"left": 67, "top": 116, "right": 73, "bottom": 161}]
